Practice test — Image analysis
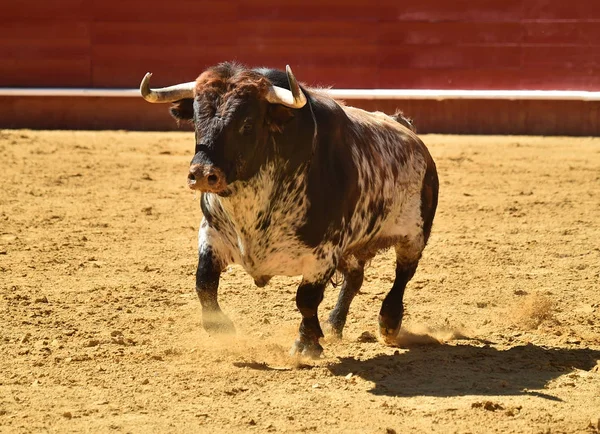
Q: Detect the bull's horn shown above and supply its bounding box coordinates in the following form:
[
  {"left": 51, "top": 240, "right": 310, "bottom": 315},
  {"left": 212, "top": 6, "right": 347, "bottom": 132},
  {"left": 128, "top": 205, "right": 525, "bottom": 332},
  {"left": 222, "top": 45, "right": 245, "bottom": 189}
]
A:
[
  {"left": 265, "top": 65, "right": 307, "bottom": 109},
  {"left": 140, "top": 72, "right": 196, "bottom": 103}
]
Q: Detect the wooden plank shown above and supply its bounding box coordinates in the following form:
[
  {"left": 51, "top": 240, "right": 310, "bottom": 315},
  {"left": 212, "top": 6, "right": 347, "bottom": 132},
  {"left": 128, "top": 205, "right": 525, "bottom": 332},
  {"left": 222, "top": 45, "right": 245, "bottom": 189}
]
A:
[
  {"left": 91, "top": 0, "right": 237, "bottom": 22},
  {"left": 237, "top": 0, "right": 394, "bottom": 21},
  {"left": 390, "top": 0, "right": 524, "bottom": 22},
  {"left": 91, "top": 46, "right": 228, "bottom": 87},
  {"left": 377, "top": 68, "right": 600, "bottom": 90},
  {"left": 0, "top": 22, "right": 90, "bottom": 46},
  {"left": 236, "top": 43, "right": 378, "bottom": 64},
  {"left": 523, "top": 0, "right": 600, "bottom": 21},
  {"left": 0, "top": 60, "right": 91, "bottom": 87},
  {"left": 524, "top": 22, "right": 600, "bottom": 45},
  {"left": 378, "top": 21, "right": 523, "bottom": 45},
  {"left": 238, "top": 20, "right": 379, "bottom": 44},
  {"left": 93, "top": 22, "right": 238, "bottom": 47},
  {"left": 92, "top": 22, "right": 239, "bottom": 86},
  {"left": 378, "top": 68, "right": 522, "bottom": 89},
  {"left": 378, "top": 45, "right": 522, "bottom": 70},
  {"left": 0, "top": 22, "right": 91, "bottom": 87},
  {"left": 516, "top": 69, "right": 600, "bottom": 90},
  {"left": 522, "top": 46, "right": 600, "bottom": 69},
  {"left": 0, "top": 0, "right": 91, "bottom": 21}
]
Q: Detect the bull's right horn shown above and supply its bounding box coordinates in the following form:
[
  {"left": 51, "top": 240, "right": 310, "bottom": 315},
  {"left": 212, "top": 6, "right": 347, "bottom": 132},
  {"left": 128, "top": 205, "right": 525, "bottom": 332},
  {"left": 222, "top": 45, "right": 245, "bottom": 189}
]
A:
[{"left": 140, "top": 73, "right": 196, "bottom": 103}]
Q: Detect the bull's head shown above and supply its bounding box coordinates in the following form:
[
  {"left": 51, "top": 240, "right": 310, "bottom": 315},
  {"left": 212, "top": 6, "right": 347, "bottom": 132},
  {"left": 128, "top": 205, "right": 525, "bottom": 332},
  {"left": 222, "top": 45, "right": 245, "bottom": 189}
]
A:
[{"left": 140, "top": 64, "right": 308, "bottom": 195}]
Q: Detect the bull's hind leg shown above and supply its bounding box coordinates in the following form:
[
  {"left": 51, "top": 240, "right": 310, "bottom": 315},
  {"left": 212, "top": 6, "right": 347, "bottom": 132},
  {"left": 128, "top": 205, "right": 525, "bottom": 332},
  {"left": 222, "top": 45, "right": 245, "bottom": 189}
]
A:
[
  {"left": 328, "top": 261, "right": 365, "bottom": 338},
  {"left": 378, "top": 242, "right": 422, "bottom": 345},
  {"left": 379, "top": 149, "right": 438, "bottom": 344}
]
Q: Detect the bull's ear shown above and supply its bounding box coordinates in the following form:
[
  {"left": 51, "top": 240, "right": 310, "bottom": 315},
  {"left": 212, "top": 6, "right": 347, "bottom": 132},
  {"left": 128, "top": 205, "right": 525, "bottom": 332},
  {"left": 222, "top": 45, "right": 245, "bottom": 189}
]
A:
[
  {"left": 169, "top": 99, "right": 194, "bottom": 122},
  {"left": 267, "top": 104, "right": 294, "bottom": 131}
]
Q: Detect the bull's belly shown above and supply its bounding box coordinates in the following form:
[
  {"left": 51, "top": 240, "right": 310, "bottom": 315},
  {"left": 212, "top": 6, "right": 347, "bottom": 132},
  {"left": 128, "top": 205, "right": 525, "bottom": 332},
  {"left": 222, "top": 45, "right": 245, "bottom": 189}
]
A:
[
  {"left": 228, "top": 245, "right": 329, "bottom": 282},
  {"left": 341, "top": 195, "right": 425, "bottom": 262}
]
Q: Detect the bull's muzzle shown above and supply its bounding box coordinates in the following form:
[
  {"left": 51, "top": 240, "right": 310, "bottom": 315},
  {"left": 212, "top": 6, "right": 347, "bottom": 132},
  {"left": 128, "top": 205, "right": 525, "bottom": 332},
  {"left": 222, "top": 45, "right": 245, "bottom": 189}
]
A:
[{"left": 187, "top": 164, "right": 227, "bottom": 193}]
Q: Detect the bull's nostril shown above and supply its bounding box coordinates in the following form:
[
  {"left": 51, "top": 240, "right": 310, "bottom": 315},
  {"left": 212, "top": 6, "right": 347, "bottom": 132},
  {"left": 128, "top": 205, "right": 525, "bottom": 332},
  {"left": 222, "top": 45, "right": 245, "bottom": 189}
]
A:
[
  {"left": 188, "top": 173, "right": 196, "bottom": 181},
  {"left": 207, "top": 174, "right": 218, "bottom": 185}
]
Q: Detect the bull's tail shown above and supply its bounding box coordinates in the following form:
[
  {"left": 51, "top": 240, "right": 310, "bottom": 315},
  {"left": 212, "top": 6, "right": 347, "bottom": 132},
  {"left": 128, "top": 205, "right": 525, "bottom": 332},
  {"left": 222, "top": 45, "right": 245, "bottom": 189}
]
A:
[{"left": 391, "top": 110, "right": 417, "bottom": 133}]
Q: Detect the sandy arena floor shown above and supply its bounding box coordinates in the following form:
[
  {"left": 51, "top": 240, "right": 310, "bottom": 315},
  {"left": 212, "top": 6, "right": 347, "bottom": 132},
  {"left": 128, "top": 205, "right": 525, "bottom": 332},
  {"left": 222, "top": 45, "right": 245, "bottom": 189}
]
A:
[{"left": 1, "top": 129, "right": 599, "bottom": 433}]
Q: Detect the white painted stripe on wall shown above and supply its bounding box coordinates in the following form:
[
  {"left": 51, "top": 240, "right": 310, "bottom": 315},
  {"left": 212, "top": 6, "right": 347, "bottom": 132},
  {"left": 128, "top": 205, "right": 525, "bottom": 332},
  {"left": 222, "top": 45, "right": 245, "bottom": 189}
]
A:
[
  {"left": 1, "top": 88, "right": 600, "bottom": 101},
  {"left": 327, "top": 89, "right": 600, "bottom": 101},
  {"left": 0, "top": 88, "right": 141, "bottom": 97}
]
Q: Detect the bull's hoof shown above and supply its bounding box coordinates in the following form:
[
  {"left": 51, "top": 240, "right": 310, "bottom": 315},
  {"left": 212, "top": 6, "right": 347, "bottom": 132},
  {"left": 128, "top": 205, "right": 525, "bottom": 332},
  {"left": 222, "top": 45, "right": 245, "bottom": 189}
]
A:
[
  {"left": 378, "top": 314, "right": 402, "bottom": 346},
  {"left": 379, "top": 326, "right": 402, "bottom": 346},
  {"left": 323, "top": 320, "right": 344, "bottom": 341},
  {"left": 289, "top": 339, "right": 323, "bottom": 359},
  {"left": 202, "top": 311, "right": 236, "bottom": 336}
]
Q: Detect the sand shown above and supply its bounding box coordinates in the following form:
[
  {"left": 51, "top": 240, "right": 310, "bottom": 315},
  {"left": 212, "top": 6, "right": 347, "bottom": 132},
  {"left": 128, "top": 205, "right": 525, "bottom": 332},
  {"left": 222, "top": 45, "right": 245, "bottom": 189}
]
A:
[{"left": 1, "top": 129, "right": 599, "bottom": 433}]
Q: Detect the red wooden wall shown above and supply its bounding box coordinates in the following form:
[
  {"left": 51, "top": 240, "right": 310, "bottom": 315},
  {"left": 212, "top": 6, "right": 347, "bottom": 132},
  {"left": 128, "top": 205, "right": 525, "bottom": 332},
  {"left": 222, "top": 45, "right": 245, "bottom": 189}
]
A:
[{"left": 2, "top": 0, "right": 600, "bottom": 91}]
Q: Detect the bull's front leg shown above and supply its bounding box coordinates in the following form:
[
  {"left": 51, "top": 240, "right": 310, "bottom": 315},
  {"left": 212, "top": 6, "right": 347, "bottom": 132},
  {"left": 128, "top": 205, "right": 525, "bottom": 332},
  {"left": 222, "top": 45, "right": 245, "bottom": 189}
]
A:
[
  {"left": 196, "top": 222, "right": 235, "bottom": 335},
  {"left": 291, "top": 269, "right": 334, "bottom": 358}
]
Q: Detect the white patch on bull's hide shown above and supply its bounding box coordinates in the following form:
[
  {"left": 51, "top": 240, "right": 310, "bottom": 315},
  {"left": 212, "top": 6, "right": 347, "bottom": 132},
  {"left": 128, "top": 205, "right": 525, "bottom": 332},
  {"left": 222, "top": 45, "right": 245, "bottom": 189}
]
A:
[
  {"left": 199, "top": 102, "right": 431, "bottom": 284},
  {"left": 200, "top": 162, "right": 332, "bottom": 281}
]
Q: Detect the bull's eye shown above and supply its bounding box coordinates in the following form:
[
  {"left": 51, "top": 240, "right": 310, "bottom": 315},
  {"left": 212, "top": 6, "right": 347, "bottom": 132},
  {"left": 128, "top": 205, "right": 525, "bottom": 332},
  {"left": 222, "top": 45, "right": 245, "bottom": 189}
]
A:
[{"left": 240, "top": 122, "right": 253, "bottom": 136}]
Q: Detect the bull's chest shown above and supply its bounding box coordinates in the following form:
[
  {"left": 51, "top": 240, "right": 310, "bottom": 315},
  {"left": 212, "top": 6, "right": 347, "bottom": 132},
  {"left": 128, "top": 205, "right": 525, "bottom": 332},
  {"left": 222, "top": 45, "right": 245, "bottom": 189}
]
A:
[
  {"left": 222, "top": 220, "right": 318, "bottom": 279},
  {"left": 212, "top": 203, "right": 312, "bottom": 278},
  {"left": 207, "top": 168, "right": 334, "bottom": 279}
]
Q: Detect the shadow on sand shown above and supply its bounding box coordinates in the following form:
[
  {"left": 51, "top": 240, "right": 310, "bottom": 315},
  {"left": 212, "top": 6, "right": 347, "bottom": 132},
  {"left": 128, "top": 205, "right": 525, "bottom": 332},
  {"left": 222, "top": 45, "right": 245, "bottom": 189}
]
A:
[{"left": 327, "top": 343, "right": 600, "bottom": 399}]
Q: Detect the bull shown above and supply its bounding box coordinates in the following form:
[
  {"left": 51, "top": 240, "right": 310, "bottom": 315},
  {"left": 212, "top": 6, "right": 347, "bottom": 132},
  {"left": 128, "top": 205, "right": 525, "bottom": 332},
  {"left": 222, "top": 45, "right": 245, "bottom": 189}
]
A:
[{"left": 140, "top": 63, "right": 439, "bottom": 357}]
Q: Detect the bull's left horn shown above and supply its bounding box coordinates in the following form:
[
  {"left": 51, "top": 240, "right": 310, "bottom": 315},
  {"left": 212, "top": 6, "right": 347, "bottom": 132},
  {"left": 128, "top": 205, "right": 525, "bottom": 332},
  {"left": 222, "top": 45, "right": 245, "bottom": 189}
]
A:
[
  {"left": 265, "top": 65, "right": 307, "bottom": 109},
  {"left": 140, "top": 73, "right": 196, "bottom": 103}
]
